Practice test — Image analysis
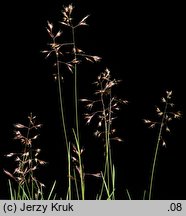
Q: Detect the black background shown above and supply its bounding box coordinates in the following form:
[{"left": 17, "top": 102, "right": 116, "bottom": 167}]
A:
[{"left": 0, "top": 0, "right": 185, "bottom": 199}]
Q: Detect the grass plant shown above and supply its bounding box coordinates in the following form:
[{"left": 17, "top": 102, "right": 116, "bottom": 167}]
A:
[{"left": 2, "top": 3, "right": 182, "bottom": 200}]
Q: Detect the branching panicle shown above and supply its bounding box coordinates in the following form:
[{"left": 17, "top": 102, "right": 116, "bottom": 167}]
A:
[
  {"left": 42, "top": 4, "right": 101, "bottom": 81},
  {"left": 144, "top": 90, "right": 182, "bottom": 147},
  {"left": 144, "top": 90, "right": 182, "bottom": 200},
  {"left": 81, "top": 68, "right": 127, "bottom": 143},
  {"left": 4, "top": 113, "right": 46, "bottom": 199}
]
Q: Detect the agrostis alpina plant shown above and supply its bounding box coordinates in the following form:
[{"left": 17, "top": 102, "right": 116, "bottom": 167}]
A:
[
  {"left": 42, "top": 3, "right": 101, "bottom": 199},
  {"left": 81, "top": 68, "right": 128, "bottom": 199},
  {"left": 4, "top": 113, "right": 48, "bottom": 200},
  {"left": 143, "top": 90, "right": 182, "bottom": 200},
  {"left": 1, "top": 3, "right": 183, "bottom": 200}
]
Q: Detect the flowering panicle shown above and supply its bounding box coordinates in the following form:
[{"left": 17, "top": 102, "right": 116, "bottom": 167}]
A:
[
  {"left": 42, "top": 4, "right": 101, "bottom": 80},
  {"left": 4, "top": 113, "right": 46, "bottom": 199},
  {"left": 144, "top": 90, "right": 182, "bottom": 147},
  {"left": 81, "top": 68, "right": 128, "bottom": 144}
]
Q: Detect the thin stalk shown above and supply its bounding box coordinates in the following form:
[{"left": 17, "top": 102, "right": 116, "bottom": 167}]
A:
[
  {"left": 108, "top": 92, "right": 114, "bottom": 186},
  {"left": 72, "top": 26, "right": 80, "bottom": 143},
  {"left": 111, "top": 164, "right": 115, "bottom": 200},
  {"left": 73, "top": 129, "right": 85, "bottom": 200},
  {"left": 47, "top": 180, "right": 57, "bottom": 200},
  {"left": 73, "top": 169, "right": 80, "bottom": 200},
  {"left": 56, "top": 54, "right": 69, "bottom": 148},
  {"left": 8, "top": 180, "right": 14, "bottom": 200},
  {"left": 54, "top": 48, "right": 71, "bottom": 198},
  {"left": 100, "top": 172, "right": 110, "bottom": 199},
  {"left": 100, "top": 172, "right": 115, "bottom": 200},
  {"left": 71, "top": 26, "right": 83, "bottom": 199},
  {"left": 99, "top": 84, "right": 114, "bottom": 199},
  {"left": 148, "top": 102, "right": 168, "bottom": 200},
  {"left": 99, "top": 86, "right": 109, "bottom": 199},
  {"left": 143, "top": 190, "right": 146, "bottom": 200},
  {"left": 50, "top": 36, "right": 69, "bottom": 151},
  {"left": 66, "top": 142, "right": 72, "bottom": 200},
  {"left": 25, "top": 180, "right": 32, "bottom": 199},
  {"left": 25, "top": 120, "right": 34, "bottom": 199},
  {"left": 126, "top": 189, "right": 132, "bottom": 200}
]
